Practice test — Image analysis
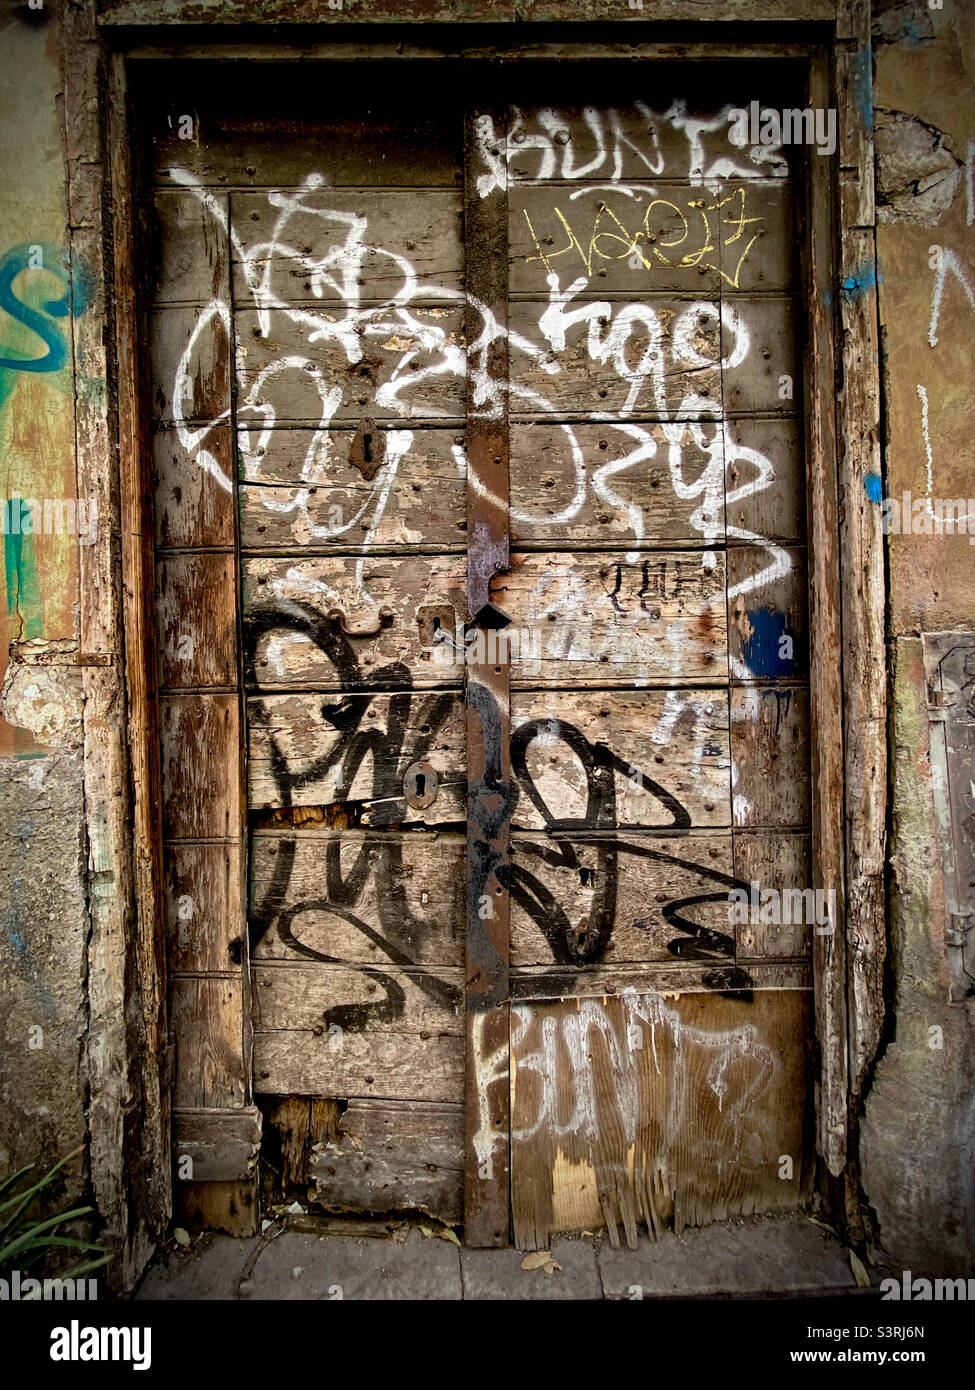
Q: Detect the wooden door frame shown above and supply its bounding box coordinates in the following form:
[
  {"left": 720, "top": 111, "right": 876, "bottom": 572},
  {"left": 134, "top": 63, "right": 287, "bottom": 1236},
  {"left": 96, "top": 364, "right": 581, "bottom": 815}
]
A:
[{"left": 71, "top": 1, "right": 885, "bottom": 1283}]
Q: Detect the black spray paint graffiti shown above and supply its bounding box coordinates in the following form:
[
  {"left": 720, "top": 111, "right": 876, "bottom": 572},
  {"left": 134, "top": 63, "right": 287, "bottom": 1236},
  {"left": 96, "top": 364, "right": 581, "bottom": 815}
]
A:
[
  {"left": 509, "top": 719, "right": 754, "bottom": 1001},
  {"left": 247, "top": 600, "right": 755, "bottom": 1025},
  {"left": 246, "top": 599, "right": 463, "bottom": 1030}
]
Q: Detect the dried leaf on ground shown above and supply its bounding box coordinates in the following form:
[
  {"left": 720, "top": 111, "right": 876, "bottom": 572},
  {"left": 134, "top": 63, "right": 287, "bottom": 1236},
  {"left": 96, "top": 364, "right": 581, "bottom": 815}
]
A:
[
  {"left": 849, "top": 1249, "right": 870, "bottom": 1288},
  {"left": 521, "top": 1250, "right": 551, "bottom": 1270},
  {"left": 418, "top": 1221, "right": 461, "bottom": 1246}
]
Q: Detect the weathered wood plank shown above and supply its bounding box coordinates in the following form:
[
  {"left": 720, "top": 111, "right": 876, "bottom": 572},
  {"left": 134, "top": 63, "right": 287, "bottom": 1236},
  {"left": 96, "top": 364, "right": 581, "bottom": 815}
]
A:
[
  {"left": 166, "top": 841, "right": 245, "bottom": 973},
  {"left": 248, "top": 828, "right": 777, "bottom": 974},
  {"left": 153, "top": 427, "right": 236, "bottom": 549},
  {"left": 497, "top": 551, "right": 727, "bottom": 687},
  {"left": 239, "top": 433, "right": 466, "bottom": 549},
  {"left": 172, "top": 1106, "right": 262, "bottom": 1183},
  {"left": 156, "top": 553, "right": 238, "bottom": 688},
  {"left": 105, "top": 1, "right": 836, "bottom": 28},
  {"left": 242, "top": 553, "right": 468, "bottom": 690},
  {"left": 717, "top": 180, "right": 799, "bottom": 292},
  {"left": 230, "top": 189, "right": 463, "bottom": 304},
  {"left": 247, "top": 691, "right": 466, "bottom": 824},
  {"left": 259, "top": 1096, "right": 341, "bottom": 1190},
  {"left": 152, "top": 190, "right": 230, "bottom": 304},
  {"left": 151, "top": 112, "right": 461, "bottom": 190},
  {"left": 250, "top": 831, "right": 465, "bottom": 967},
  {"left": 510, "top": 184, "right": 722, "bottom": 297},
  {"left": 170, "top": 977, "right": 247, "bottom": 1109},
  {"left": 252, "top": 962, "right": 463, "bottom": 1037},
  {"left": 507, "top": 297, "right": 720, "bottom": 418},
  {"left": 248, "top": 688, "right": 729, "bottom": 826},
  {"left": 836, "top": 2, "right": 875, "bottom": 226},
  {"left": 239, "top": 420, "right": 464, "bottom": 483},
  {"left": 721, "top": 296, "right": 800, "bottom": 414},
  {"left": 511, "top": 831, "right": 736, "bottom": 967},
  {"left": 160, "top": 695, "right": 242, "bottom": 839},
  {"left": 510, "top": 688, "right": 730, "bottom": 829},
  {"left": 509, "top": 961, "right": 812, "bottom": 999},
  {"left": 733, "top": 832, "right": 814, "bottom": 959},
  {"left": 803, "top": 49, "right": 849, "bottom": 1181},
  {"left": 510, "top": 988, "right": 810, "bottom": 1249},
  {"left": 728, "top": 544, "right": 808, "bottom": 682},
  {"left": 510, "top": 181, "right": 796, "bottom": 297},
  {"left": 837, "top": 228, "right": 886, "bottom": 1102},
  {"left": 502, "top": 101, "right": 800, "bottom": 185},
  {"left": 235, "top": 305, "right": 466, "bottom": 425},
  {"left": 108, "top": 52, "right": 174, "bottom": 1273},
  {"left": 731, "top": 686, "right": 810, "bottom": 829},
  {"left": 309, "top": 1099, "right": 463, "bottom": 1225},
  {"left": 151, "top": 305, "right": 232, "bottom": 425},
  {"left": 724, "top": 417, "right": 805, "bottom": 543},
  {"left": 509, "top": 421, "right": 725, "bottom": 546},
  {"left": 253, "top": 1029, "right": 463, "bottom": 1103},
  {"left": 464, "top": 103, "right": 513, "bottom": 1247}
]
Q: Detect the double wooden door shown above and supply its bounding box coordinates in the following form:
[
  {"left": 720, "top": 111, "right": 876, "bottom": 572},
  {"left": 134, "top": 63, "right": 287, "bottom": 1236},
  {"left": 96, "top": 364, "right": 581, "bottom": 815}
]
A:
[{"left": 147, "top": 64, "right": 814, "bottom": 1247}]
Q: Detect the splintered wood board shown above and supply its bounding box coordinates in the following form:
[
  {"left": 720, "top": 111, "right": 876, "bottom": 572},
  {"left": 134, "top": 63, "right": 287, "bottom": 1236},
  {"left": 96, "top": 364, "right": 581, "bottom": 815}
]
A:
[{"left": 510, "top": 987, "right": 810, "bottom": 1250}]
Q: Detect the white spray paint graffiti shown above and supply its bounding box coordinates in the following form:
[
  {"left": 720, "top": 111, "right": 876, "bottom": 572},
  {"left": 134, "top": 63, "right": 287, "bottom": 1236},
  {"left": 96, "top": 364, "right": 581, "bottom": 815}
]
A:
[
  {"left": 167, "top": 102, "right": 795, "bottom": 808},
  {"left": 499, "top": 989, "right": 779, "bottom": 1203}
]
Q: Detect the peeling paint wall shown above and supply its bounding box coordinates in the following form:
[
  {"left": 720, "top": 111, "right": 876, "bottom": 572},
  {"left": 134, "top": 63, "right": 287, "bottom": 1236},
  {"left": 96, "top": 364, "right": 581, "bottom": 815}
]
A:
[
  {"left": 862, "top": 0, "right": 975, "bottom": 1273},
  {"left": 0, "top": 4, "right": 88, "bottom": 1206}
]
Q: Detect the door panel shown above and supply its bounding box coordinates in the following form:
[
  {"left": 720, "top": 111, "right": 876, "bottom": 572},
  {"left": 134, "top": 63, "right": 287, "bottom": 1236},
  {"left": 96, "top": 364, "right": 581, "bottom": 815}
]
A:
[{"left": 146, "top": 70, "right": 815, "bottom": 1245}]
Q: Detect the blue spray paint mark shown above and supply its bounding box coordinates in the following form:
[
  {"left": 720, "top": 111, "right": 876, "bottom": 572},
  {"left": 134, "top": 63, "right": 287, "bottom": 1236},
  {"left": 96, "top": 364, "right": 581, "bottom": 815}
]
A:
[
  {"left": 742, "top": 609, "right": 794, "bottom": 679},
  {"left": 0, "top": 243, "right": 92, "bottom": 400},
  {"left": 841, "top": 261, "right": 880, "bottom": 302},
  {"left": 865, "top": 472, "right": 884, "bottom": 503}
]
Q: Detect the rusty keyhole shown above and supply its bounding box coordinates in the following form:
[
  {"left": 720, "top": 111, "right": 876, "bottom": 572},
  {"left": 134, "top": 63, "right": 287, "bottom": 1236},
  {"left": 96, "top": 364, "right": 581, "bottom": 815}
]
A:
[
  {"left": 404, "top": 760, "right": 438, "bottom": 811},
  {"left": 349, "top": 416, "right": 385, "bottom": 482},
  {"left": 417, "top": 603, "right": 455, "bottom": 648}
]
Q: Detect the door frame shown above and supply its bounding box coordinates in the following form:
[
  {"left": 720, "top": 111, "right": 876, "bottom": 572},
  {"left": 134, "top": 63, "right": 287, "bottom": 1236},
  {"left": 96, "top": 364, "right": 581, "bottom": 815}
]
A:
[{"left": 70, "top": 1, "right": 885, "bottom": 1284}]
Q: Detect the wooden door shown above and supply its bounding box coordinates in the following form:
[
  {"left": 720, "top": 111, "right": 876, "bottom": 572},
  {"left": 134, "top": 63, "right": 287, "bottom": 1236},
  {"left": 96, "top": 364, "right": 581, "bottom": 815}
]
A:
[{"left": 146, "top": 64, "right": 815, "bottom": 1247}]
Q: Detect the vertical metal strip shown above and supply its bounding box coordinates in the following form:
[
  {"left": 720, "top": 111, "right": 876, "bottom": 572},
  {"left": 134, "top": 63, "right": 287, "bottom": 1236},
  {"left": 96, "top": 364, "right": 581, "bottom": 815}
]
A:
[{"left": 463, "top": 107, "right": 511, "bottom": 1247}]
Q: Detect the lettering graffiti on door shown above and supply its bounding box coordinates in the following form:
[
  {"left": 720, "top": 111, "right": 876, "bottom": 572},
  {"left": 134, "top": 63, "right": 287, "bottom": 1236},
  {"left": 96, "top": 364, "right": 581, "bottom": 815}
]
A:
[{"left": 163, "top": 102, "right": 802, "bottom": 1071}]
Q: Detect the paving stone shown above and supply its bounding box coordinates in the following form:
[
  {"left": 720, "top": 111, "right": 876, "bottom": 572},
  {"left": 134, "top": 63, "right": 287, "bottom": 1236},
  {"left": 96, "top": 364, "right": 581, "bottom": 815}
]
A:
[
  {"left": 460, "top": 1237, "right": 602, "bottom": 1300},
  {"left": 596, "top": 1214, "right": 857, "bottom": 1299},
  {"left": 135, "top": 1233, "right": 257, "bottom": 1300},
  {"left": 134, "top": 1212, "right": 859, "bottom": 1300},
  {"left": 242, "top": 1227, "right": 462, "bottom": 1301}
]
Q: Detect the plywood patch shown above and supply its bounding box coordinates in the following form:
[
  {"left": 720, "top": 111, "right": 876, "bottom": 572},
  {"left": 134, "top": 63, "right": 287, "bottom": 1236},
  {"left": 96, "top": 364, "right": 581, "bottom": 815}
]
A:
[{"left": 510, "top": 988, "right": 809, "bottom": 1250}]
